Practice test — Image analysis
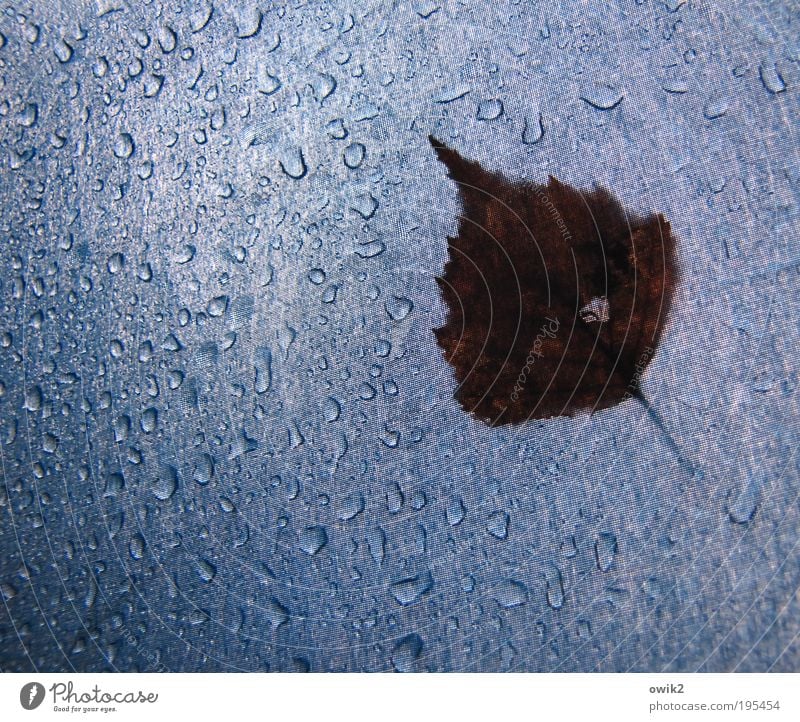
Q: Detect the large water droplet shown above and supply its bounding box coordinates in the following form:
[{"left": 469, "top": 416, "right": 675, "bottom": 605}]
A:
[
  {"left": 113, "top": 133, "right": 135, "bottom": 159},
  {"left": 476, "top": 98, "right": 504, "bottom": 120},
  {"left": 493, "top": 579, "right": 528, "bottom": 608},
  {"left": 580, "top": 84, "right": 624, "bottom": 110},
  {"left": 298, "top": 526, "right": 328, "bottom": 555}
]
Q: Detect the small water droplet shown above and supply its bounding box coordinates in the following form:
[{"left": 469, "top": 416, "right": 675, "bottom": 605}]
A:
[
  {"left": 545, "top": 564, "right": 565, "bottom": 609},
  {"left": 235, "top": 6, "right": 262, "bottom": 38},
  {"left": 704, "top": 98, "right": 729, "bottom": 119},
  {"left": 434, "top": 83, "right": 471, "bottom": 103},
  {"left": 265, "top": 598, "right": 289, "bottom": 628},
  {"left": 258, "top": 67, "right": 282, "bottom": 95},
  {"left": 143, "top": 74, "right": 164, "bottom": 98},
  {"left": 197, "top": 559, "right": 216, "bottom": 582},
  {"left": 522, "top": 113, "right": 544, "bottom": 144},
  {"left": 140, "top": 407, "right": 158, "bottom": 433},
  {"left": 486, "top": 511, "right": 510, "bottom": 539},
  {"left": 129, "top": 534, "right": 145, "bottom": 560},
  {"left": 391, "top": 634, "right": 424, "bottom": 672},
  {"left": 337, "top": 492, "right": 363, "bottom": 520},
  {"left": 446, "top": 497, "right": 466, "bottom": 526},
  {"left": 54, "top": 38, "right": 73, "bottom": 63},
  {"left": 728, "top": 472, "right": 764, "bottom": 524},
  {"left": 323, "top": 397, "right": 341, "bottom": 422},
  {"left": 279, "top": 147, "right": 307, "bottom": 179},
  {"left": 759, "top": 63, "right": 786, "bottom": 94},
  {"left": 152, "top": 466, "right": 178, "bottom": 500},
  {"left": 350, "top": 193, "right": 378, "bottom": 219},
  {"left": 389, "top": 570, "right": 433, "bottom": 605},
  {"left": 343, "top": 142, "right": 366, "bottom": 169},
  {"left": 207, "top": 295, "right": 228, "bottom": 317},
  {"left": 385, "top": 295, "right": 413, "bottom": 321},
  {"left": 193, "top": 454, "right": 214, "bottom": 485},
  {"left": 595, "top": 532, "right": 618, "bottom": 572},
  {"left": 412, "top": 0, "right": 440, "bottom": 18}
]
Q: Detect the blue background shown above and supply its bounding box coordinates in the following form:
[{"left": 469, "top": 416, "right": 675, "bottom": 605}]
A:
[{"left": 0, "top": 0, "right": 798, "bottom": 671}]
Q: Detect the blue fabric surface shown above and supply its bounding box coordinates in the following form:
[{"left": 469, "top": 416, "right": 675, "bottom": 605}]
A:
[{"left": 0, "top": 0, "right": 798, "bottom": 672}]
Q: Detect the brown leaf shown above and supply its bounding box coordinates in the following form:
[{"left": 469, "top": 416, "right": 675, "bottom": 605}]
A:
[{"left": 430, "top": 136, "right": 679, "bottom": 426}]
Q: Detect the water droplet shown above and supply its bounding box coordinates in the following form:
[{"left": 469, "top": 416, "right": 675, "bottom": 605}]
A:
[
  {"left": 140, "top": 407, "right": 158, "bottom": 433},
  {"left": 298, "top": 525, "right": 328, "bottom": 555},
  {"left": 446, "top": 497, "right": 466, "bottom": 526},
  {"left": 493, "top": 579, "right": 528, "bottom": 608},
  {"left": 143, "top": 74, "right": 164, "bottom": 98},
  {"left": 193, "top": 453, "right": 214, "bottom": 485},
  {"left": 197, "top": 559, "right": 216, "bottom": 582},
  {"left": 326, "top": 118, "right": 348, "bottom": 139},
  {"left": 190, "top": 3, "right": 214, "bottom": 33},
  {"left": 321, "top": 284, "right": 339, "bottom": 304},
  {"left": 413, "top": 0, "right": 440, "bottom": 18},
  {"left": 157, "top": 24, "right": 177, "bottom": 53},
  {"left": 254, "top": 347, "right": 272, "bottom": 394},
  {"left": 759, "top": 63, "right": 786, "bottom": 94},
  {"left": 435, "top": 83, "right": 471, "bottom": 103},
  {"left": 390, "top": 570, "right": 433, "bottom": 605},
  {"left": 54, "top": 38, "right": 73, "bottom": 63},
  {"left": 367, "top": 527, "right": 386, "bottom": 564},
  {"left": 113, "top": 415, "right": 131, "bottom": 443},
  {"left": 42, "top": 432, "right": 59, "bottom": 454},
  {"left": 323, "top": 396, "right": 341, "bottom": 422},
  {"left": 17, "top": 103, "right": 38, "bottom": 128},
  {"left": 728, "top": 471, "right": 764, "bottom": 524},
  {"left": 476, "top": 98, "right": 504, "bottom": 120},
  {"left": 107, "top": 252, "right": 125, "bottom": 273},
  {"left": 385, "top": 295, "right": 413, "bottom": 321},
  {"left": 545, "top": 564, "right": 565, "bottom": 609},
  {"left": 162, "top": 334, "right": 183, "bottom": 352},
  {"left": 129, "top": 534, "right": 145, "bottom": 560},
  {"left": 103, "top": 473, "right": 125, "bottom": 497},
  {"left": 580, "top": 84, "right": 624, "bottom": 110},
  {"left": 235, "top": 7, "right": 262, "bottom": 38},
  {"left": 359, "top": 382, "right": 376, "bottom": 400},
  {"left": 522, "top": 113, "right": 544, "bottom": 144},
  {"left": 704, "top": 98, "right": 729, "bottom": 119},
  {"left": 355, "top": 239, "right": 385, "bottom": 259},
  {"left": 24, "top": 386, "right": 43, "bottom": 412},
  {"left": 337, "top": 492, "right": 363, "bottom": 520},
  {"left": 279, "top": 147, "right": 307, "bottom": 179},
  {"left": 152, "top": 466, "right": 178, "bottom": 500},
  {"left": 661, "top": 78, "right": 689, "bottom": 94},
  {"left": 207, "top": 295, "right": 228, "bottom": 317},
  {"left": 486, "top": 511, "right": 510, "bottom": 539},
  {"left": 258, "top": 66, "right": 282, "bottom": 95},
  {"left": 266, "top": 598, "right": 289, "bottom": 628},
  {"left": 391, "top": 634, "right": 424, "bottom": 672},
  {"left": 113, "top": 133, "right": 135, "bottom": 159},
  {"left": 343, "top": 142, "right": 366, "bottom": 169},
  {"left": 312, "top": 73, "right": 337, "bottom": 102},
  {"left": 350, "top": 193, "right": 378, "bottom": 219},
  {"left": 595, "top": 532, "right": 618, "bottom": 572}
]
